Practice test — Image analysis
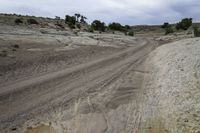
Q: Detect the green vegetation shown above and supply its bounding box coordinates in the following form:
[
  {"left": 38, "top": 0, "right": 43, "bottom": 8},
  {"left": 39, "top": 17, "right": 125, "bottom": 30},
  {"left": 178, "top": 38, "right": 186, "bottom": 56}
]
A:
[
  {"left": 161, "top": 22, "right": 169, "bottom": 28},
  {"left": 3, "top": 13, "right": 199, "bottom": 37},
  {"left": 161, "top": 19, "right": 193, "bottom": 35},
  {"left": 87, "top": 26, "right": 94, "bottom": 33},
  {"left": 74, "top": 13, "right": 87, "bottom": 24},
  {"left": 108, "top": 22, "right": 123, "bottom": 31},
  {"left": 127, "top": 31, "right": 134, "bottom": 36},
  {"left": 90, "top": 21, "right": 132, "bottom": 34},
  {"left": 27, "top": 19, "right": 39, "bottom": 25},
  {"left": 74, "top": 13, "right": 81, "bottom": 22},
  {"left": 65, "top": 14, "right": 87, "bottom": 29},
  {"left": 193, "top": 26, "right": 200, "bottom": 37},
  {"left": 80, "top": 16, "right": 87, "bottom": 24},
  {"left": 91, "top": 20, "right": 106, "bottom": 32},
  {"left": 108, "top": 22, "right": 133, "bottom": 35},
  {"left": 125, "top": 25, "right": 131, "bottom": 30},
  {"left": 161, "top": 22, "right": 174, "bottom": 35},
  {"left": 165, "top": 27, "right": 174, "bottom": 35},
  {"left": 65, "top": 15, "right": 76, "bottom": 29},
  {"left": 65, "top": 15, "right": 76, "bottom": 25},
  {"left": 176, "top": 18, "right": 192, "bottom": 30}
]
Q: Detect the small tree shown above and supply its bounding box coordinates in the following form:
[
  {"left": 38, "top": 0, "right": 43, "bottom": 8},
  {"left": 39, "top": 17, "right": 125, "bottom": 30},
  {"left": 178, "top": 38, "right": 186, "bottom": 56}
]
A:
[
  {"left": 128, "top": 31, "right": 134, "bottom": 36},
  {"left": 91, "top": 20, "right": 106, "bottom": 32},
  {"left": 74, "top": 13, "right": 81, "bottom": 22},
  {"left": 87, "top": 26, "right": 94, "bottom": 33},
  {"left": 65, "top": 15, "right": 76, "bottom": 25},
  {"left": 125, "top": 25, "right": 131, "bottom": 30},
  {"left": 176, "top": 22, "right": 181, "bottom": 30},
  {"left": 165, "top": 27, "right": 174, "bottom": 35},
  {"left": 80, "top": 15, "right": 87, "bottom": 24},
  {"left": 108, "top": 22, "right": 130, "bottom": 34},
  {"left": 65, "top": 15, "right": 76, "bottom": 29},
  {"left": 68, "top": 23, "right": 75, "bottom": 29},
  {"left": 55, "top": 16, "right": 60, "bottom": 20},
  {"left": 176, "top": 18, "right": 193, "bottom": 30},
  {"left": 108, "top": 22, "right": 123, "bottom": 31},
  {"left": 193, "top": 26, "right": 200, "bottom": 37},
  {"left": 161, "top": 22, "right": 169, "bottom": 28}
]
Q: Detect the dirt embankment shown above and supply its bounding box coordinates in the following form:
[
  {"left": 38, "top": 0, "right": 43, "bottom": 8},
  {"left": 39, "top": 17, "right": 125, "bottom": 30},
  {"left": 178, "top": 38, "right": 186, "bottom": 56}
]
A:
[{"left": 139, "top": 38, "right": 200, "bottom": 132}]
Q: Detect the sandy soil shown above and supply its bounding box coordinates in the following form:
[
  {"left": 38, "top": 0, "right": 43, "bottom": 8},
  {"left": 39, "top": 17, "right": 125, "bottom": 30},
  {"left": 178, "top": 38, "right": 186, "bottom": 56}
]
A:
[
  {"left": 0, "top": 25, "right": 155, "bottom": 133},
  {"left": 0, "top": 25, "right": 138, "bottom": 85}
]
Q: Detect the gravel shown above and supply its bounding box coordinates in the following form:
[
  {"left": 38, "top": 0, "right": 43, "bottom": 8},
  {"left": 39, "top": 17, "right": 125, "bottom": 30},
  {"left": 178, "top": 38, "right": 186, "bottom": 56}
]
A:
[{"left": 140, "top": 37, "right": 200, "bottom": 132}]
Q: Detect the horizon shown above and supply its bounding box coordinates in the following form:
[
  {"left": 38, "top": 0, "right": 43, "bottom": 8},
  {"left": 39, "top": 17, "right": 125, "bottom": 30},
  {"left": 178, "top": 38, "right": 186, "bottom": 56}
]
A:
[
  {"left": 0, "top": 0, "right": 200, "bottom": 25},
  {"left": 1, "top": 12, "right": 199, "bottom": 27}
]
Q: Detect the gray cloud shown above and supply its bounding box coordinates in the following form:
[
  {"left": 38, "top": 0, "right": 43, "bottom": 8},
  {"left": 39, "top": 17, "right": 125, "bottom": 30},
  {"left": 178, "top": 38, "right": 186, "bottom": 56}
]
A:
[{"left": 0, "top": 0, "right": 200, "bottom": 25}]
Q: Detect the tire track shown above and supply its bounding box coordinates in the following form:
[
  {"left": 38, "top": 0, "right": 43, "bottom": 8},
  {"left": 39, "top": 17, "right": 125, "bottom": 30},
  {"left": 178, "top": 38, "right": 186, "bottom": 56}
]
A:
[{"left": 0, "top": 38, "right": 156, "bottom": 132}]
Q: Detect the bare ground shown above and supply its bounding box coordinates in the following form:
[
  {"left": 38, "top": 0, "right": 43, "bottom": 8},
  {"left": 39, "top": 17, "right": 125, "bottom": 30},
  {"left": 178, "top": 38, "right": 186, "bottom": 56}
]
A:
[
  {"left": 0, "top": 25, "right": 158, "bottom": 133},
  {"left": 0, "top": 24, "right": 199, "bottom": 133}
]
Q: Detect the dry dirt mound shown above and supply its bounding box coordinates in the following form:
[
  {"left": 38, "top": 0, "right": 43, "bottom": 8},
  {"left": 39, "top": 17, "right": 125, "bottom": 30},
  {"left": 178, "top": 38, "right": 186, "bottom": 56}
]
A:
[{"left": 140, "top": 37, "right": 200, "bottom": 132}]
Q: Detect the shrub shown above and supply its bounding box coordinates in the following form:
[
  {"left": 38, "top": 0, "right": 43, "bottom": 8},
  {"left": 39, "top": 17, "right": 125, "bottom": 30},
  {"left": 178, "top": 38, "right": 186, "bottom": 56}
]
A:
[
  {"left": 161, "top": 22, "right": 169, "bottom": 28},
  {"left": 175, "top": 22, "right": 181, "bottom": 30},
  {"left": 87, "top": 26, "right": 94, "bottom": 33},
  {"left": 80, "top": 16, "right": 87, "bottom": 24},
  {"left": 125, "top": 25, "right": 131, "bottom": 29},
  {"left": 108, "top": 22, "right": 129, "bottom": 33},
  {"left": 193, "top": 26, "right": 200, "bottom": 37},
  {"left": 91, "top": 20, "right": 106, "bottom": 32},
  {"left": 27, "top": 19, "right": 39, "bottom": 25},
  {"left": 176, "top": 18, "right": 192, "bottom": 30},
  {"left": 108, "top": 22, "right": 122, "bottom": 31},
  {"left": 15, "top": 18, "right": 23, "bottom": 24},
  {"left": 68, "top": 23, "right": 75, "bottom": 29},
  {"left": 128, "top": 31, "right": 134, "bottom": 36},
  {"left": 165, "top": 27, "right": 174, "bottom": 35},
  {"left": 65, "top": 15, "right": 76, "bottom": 29},
  {"left": 65, "top": 15, "right": 76, "bottom": 25}
]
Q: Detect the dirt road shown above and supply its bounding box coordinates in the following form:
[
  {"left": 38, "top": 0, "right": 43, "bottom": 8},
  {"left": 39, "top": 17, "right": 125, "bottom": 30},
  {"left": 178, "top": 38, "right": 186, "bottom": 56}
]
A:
[{"left": 0, "top": 38, "right": 157, "bottom": 133}]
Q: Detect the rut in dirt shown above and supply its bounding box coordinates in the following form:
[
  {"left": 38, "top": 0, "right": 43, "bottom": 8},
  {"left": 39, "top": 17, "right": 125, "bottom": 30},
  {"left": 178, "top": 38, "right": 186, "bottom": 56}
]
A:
[{"left": 0, "top": 38, "right": 157, "bottom": 132}]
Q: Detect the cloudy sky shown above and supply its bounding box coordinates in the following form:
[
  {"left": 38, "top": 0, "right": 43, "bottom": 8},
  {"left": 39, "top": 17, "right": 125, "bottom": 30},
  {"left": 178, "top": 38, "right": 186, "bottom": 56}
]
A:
[{"left": 0, "top": 0, "right": 200, "bottom": 25}]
